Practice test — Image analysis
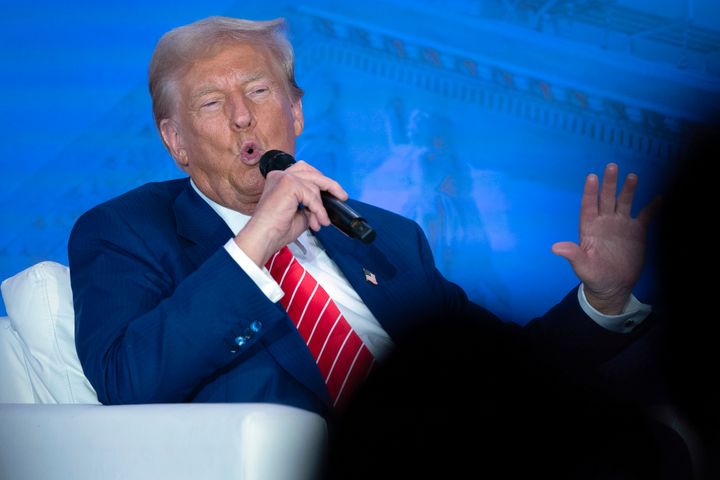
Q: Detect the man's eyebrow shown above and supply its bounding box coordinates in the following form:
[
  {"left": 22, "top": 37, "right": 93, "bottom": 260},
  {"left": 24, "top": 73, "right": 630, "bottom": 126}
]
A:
[
  {"left": 190, "top": 86, "right": 221, "bottom": 101},
  {"left": 190, "top": 72, "right": 269, "bottom": 101},
  {"left": 241, "top": 71, "right": 267, "bottom": 84}
]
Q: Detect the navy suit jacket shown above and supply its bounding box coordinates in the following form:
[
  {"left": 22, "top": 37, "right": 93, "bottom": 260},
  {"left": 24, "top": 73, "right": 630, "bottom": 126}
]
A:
[{"left": 69, "top": 178, "right": 639, "bottom": 417}]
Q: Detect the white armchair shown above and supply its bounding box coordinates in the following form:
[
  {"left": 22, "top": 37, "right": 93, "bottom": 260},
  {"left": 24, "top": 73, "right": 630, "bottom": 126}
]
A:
[{"left": 0, "top": 261, "right": 328, "bottom": 480}]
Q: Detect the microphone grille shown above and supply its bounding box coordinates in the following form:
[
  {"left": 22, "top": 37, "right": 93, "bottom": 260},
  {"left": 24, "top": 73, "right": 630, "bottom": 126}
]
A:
[{"left": 259, "top": 150, "right": 296, "bottom": 178}]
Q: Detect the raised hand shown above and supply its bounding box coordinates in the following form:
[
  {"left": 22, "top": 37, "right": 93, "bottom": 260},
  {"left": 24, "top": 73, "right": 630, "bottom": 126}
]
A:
[{"left": 552, "top": 163, "right": 658, "bottom": 314}]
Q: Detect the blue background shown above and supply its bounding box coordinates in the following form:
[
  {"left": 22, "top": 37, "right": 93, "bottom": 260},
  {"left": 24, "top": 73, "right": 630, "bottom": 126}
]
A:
[{"left": 1, "top": 0, "right": 718, "bottom": 322}]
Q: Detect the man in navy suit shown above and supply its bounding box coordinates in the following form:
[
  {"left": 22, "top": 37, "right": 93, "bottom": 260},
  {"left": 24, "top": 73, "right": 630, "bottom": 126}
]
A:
[{"left": 68, "top": 16, "right": 656, "bottom": 419}]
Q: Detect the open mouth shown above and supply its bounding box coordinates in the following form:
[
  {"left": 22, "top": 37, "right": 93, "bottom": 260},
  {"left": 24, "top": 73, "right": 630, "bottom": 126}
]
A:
[{"left": 240, "top": 141, "right": 262, "bottom": 165}]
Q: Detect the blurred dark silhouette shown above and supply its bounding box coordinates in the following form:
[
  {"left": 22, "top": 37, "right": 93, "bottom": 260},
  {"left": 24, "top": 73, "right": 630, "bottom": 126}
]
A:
[
  {"left": 323, "top": 311, "right": 691, "bottom": 479},
  {"left": 324, "top": 125, "right": 720, "bottom": 477},
  {"left": 652, "top": 120, "right": 720, "bottom": 479}
]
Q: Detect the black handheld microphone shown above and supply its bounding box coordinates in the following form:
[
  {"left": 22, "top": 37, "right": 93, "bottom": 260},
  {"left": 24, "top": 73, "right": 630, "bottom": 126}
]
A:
[{"left": 259, "top": 150, "right": 376, "bottom": 244}]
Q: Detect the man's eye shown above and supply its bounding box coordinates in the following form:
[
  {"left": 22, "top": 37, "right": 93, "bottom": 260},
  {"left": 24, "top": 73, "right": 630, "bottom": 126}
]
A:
[
  {"left": 201, "top": 101, "right": 219, "bottom": 108},
  {"left": 251, "top": 87, "right": 269, "bottom": 95}
]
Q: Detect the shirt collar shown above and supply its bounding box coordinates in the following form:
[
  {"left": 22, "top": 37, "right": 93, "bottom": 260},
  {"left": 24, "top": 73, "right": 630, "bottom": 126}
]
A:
[
  {"left": 190, "top": 178, "right": 314, "bottom": 258},
  {"left": 190, "top": 179, "right": 250, "bottom": 236}
]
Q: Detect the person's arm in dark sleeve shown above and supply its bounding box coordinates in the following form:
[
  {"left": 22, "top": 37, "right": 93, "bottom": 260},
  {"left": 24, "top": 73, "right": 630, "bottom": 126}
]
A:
[{"left": 68, "top": 206, "right": 286, "bottom": 405}]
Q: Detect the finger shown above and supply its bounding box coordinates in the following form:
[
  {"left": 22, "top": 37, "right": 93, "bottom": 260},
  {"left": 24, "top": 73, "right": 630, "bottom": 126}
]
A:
[
  {"left": 290, "top": 209, "right": 310, "bottom": 235},
  {"left": 288, "top": 162, "right": 349, "bottom": 201},
  {"left": 579, "top": 173, "right": 600, "bottom": 224},
  {"left": 636, "top": 195, "right": 663, "bottom": 228},
  {"left": 616, "top": 173, "right": 638, "bottom": 216},
  {"left": 320, "top": 178, "right": 349, "bottom": 202},
  {"left": 287, "top": 159, "right": 315, "bottom": 173},
  {"left": 299, "top": 185, "right": 332, "bottom": 226},
  {"left": 599, "top": 163, "right": 618, "bottom": 215},
  {"left": 551, "top": 241, "right": 582, "bottom": 265},
  {"left": 264, "top": 170, "right": 313, "bottom": 216},
  {"left": 262, "top": 171, "right": 329, "bottom": 231},
  {"left": 304, "top": 209, "right": 322, "bottom": 232}
]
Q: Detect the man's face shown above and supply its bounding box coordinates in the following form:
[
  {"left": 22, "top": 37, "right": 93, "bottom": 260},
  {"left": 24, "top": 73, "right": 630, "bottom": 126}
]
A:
[{"left": 161, "top": 42, "right": 304, "bottom": 214}]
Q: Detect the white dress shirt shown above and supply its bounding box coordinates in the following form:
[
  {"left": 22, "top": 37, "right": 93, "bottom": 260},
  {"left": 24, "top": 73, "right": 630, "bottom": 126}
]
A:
[
  {"left": 191, "top": 181, "right": 650, "bottom": 362},
  {"left": 191, "top": 182, "right": 395, "bottom": 361}
]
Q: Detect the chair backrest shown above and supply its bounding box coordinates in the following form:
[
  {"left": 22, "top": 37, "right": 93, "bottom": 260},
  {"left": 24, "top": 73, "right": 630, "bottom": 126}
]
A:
[{"left": 0, "top": 261, "right": 99, "bottom": 404}]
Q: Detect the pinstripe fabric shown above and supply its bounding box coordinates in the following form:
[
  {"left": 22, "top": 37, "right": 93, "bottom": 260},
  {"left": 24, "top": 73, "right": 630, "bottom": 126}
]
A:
[{"left": 267, "top": 246, "right": 375, "bottom": 408}]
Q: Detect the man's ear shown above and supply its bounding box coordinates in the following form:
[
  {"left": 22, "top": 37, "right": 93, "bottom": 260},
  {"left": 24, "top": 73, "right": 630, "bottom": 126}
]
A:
[
  {"left": 159, "top": 119, "right": 189, "bottom": 168},
  {"left": 292, "top": 99, "right": 304, "bottom": 137}
]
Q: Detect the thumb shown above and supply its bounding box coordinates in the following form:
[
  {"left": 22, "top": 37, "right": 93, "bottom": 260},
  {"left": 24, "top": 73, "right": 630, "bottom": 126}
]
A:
[
  {"left": 636, "top": 194, "right": 663, "bottom": 228},
  {"left": 551, "top": 241, "right": 582, "bottom": 265}
]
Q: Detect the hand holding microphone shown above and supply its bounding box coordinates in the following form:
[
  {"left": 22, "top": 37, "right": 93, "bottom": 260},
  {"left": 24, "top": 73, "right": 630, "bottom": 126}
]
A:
[
  {"left": 234, "top": 150, "right": 375, "bottom": 267},
  {"left": 259, "top": 150, "right": 376, "bottom": 244}
]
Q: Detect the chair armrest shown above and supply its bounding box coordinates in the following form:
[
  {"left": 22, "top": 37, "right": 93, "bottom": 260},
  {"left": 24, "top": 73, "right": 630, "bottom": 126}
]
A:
[{"left": 0, "top": 402, "right": 327, "bottom": 480}]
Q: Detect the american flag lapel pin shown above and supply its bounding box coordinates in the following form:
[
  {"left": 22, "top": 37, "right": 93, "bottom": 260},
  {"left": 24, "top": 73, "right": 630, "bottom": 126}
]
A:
[{"left": 363, "top": 267, "right": 378, "bottom": 285}]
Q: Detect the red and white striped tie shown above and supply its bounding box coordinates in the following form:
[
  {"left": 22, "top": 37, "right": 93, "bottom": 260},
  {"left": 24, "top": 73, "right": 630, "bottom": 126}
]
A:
[{"left": 266, "top": 246, "right": 375, "bottom": 408}]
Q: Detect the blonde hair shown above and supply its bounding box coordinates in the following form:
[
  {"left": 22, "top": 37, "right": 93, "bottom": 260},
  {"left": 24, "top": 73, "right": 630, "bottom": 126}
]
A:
[{"left": 148, "top": 16, "right": 303, "bottom": 131}]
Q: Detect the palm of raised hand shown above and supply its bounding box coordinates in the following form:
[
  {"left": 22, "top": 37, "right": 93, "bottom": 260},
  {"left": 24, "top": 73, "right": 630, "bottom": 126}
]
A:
[{"left": 552, "top": 163, "right": 656, "bottom": 314}]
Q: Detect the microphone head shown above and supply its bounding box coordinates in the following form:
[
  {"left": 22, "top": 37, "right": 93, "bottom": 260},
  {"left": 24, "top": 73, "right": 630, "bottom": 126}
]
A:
[{"left": 259, "top": 150, "right": 296, "bottom": 178}]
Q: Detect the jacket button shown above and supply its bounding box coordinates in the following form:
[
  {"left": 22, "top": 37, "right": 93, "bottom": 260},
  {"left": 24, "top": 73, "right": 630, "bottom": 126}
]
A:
[
  {"left": 250, "top": 320, "right": 263, "bottom": 333},
  {"left": 235, "top": 336, "right": 247, "bottom": 347}
]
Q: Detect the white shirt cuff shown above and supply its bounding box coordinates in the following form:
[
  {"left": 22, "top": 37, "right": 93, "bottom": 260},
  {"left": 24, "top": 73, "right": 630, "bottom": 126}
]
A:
[
  {"left": 578, "top": 284, "right": 652, "bottom": 334},
  {"left": 223, "top": 239, "right": 284, "bottom": 303}
]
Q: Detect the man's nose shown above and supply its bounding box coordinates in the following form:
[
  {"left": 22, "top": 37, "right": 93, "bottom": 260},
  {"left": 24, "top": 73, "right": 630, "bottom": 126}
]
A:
[{"left": 230, "top": 96, "right": 253, "bottom": 130}]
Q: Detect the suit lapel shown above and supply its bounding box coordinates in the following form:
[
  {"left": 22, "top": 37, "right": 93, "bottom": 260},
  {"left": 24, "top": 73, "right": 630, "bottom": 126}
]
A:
[
  {"left": 173, "top": 180, "right": 235, "bottom": 268},
  {"left": 314, "top": 225, "right": 411, "bottom": 341},
  {"left": 172, "top": 180, "right": 330, "bottom": 405}
]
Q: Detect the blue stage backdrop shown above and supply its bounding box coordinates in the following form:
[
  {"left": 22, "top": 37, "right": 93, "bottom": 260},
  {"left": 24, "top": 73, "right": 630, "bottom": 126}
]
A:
[{"left": 1, "top": 0, "right": 719, "bottom": 322}]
